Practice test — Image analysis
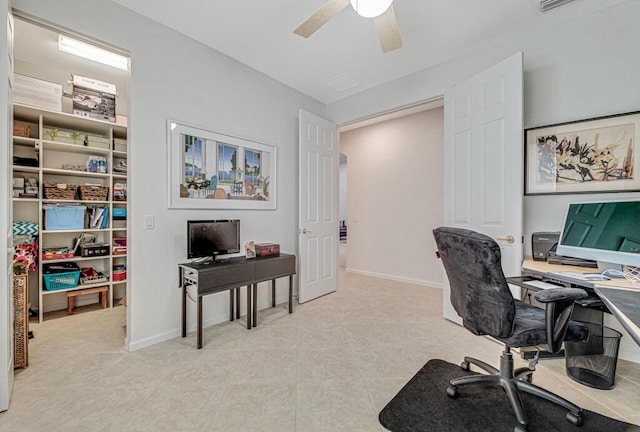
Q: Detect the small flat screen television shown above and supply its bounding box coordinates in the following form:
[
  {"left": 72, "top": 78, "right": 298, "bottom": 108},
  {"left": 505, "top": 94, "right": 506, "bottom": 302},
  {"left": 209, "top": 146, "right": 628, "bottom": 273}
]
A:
[
  {"left": 555, "top": 200, "right": 640, "bottom": 270},
  {"left": 187, "top": 219, "right": 240, "bottom": 261}
]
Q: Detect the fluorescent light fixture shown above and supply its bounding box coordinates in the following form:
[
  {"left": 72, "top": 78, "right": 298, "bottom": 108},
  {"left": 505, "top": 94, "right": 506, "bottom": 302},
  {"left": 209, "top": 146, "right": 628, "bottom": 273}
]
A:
[
  {"left": 58, "top": 35, "right": 128, "bottom": 71},
  {"left": 350, "top": 0, "right": 393, "bottom": 18}
]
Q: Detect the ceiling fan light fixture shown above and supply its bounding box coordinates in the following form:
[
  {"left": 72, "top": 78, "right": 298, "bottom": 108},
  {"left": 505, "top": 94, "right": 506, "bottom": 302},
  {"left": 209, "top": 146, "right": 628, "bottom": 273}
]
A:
[{"left": 350, "top": 0, "right": 393, "bottom": 18}]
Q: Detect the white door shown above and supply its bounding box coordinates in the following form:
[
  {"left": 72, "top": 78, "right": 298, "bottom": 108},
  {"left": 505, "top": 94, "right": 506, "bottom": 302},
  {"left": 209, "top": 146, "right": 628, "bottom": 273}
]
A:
[
  {"left": 1, "top": 5, "right": 15, "bottom": 412},
  {"left": 298, "top": 109, "right": 339, "bottom": 303},
  {"left": 442, "top": 52, "right": 524, "bottom": 323}
]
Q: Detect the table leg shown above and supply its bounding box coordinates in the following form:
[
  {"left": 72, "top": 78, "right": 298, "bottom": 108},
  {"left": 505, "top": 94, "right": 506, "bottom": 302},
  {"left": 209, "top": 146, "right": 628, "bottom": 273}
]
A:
[
  {"left": 289, "top": 275, "right": 293, "bottom": 314},
  {"left": 181, "top": 275, "right": 187, "bottom": 338},
  {"left": 197, "top": 295, "right": 203, "bottom": 349},
  {"left": 252, "top": 283, "right": 258, "bottom": 328},
  {"left": 229, "top": 288, "right": 234, "bottom": 321},
  {"left": 272, "top": 279, "right": 276, "bottom": 307},
  {"left": 246, "top": 285, "right": 252, "bottom": 329},
  {"left": 236, "top": 287, "right": 241, "bottom": 319}
]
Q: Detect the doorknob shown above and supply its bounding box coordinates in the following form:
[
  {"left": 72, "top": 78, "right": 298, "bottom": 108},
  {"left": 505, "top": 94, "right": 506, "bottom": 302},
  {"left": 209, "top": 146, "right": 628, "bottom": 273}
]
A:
[
  {"left": 497, "top": 235, "right": 515, "bottom": 244},
  {"left": 301, "top": 228, "right": 312, "bottom": 234}
]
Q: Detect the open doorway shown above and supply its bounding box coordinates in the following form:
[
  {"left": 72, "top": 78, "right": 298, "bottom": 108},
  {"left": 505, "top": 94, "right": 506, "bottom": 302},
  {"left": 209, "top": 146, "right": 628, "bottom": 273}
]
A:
[
  {"left": 339, "top": 153, "right": 348, "bottom": 269},
  {"left": 337, "top": 99, "right": 445, "bottom": 286},
  {"left": 11, "top": 16, "right": 130, "bottom": 352}
]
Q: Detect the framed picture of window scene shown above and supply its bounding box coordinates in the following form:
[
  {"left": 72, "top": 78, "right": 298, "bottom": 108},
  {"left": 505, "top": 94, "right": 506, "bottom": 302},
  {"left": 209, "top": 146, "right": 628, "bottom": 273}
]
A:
[
  {"left": 525, "top": 111, "right": 640, "bottom": 195},
  {"left": 167, "top": 120, "right": 276, "bottom": 209}
]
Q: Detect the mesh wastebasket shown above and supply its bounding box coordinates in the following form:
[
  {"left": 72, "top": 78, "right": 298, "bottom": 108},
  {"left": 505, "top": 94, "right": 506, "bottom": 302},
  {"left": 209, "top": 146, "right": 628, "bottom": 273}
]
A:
[{"left": 565, "top": 323, "right": 622, "bottom": 390}]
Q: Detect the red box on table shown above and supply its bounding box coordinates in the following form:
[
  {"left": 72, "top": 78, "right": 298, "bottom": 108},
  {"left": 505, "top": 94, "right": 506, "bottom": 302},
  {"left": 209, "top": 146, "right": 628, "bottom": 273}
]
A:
[{"left": 255, "top": 243, "right": 280, "bottom": 257}]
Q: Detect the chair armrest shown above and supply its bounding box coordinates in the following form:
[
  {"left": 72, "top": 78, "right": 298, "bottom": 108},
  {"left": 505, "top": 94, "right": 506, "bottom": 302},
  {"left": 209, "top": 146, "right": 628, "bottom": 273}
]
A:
[
  {"left": 534, "top": 287, "right": 587, "bottom": 303},
  {"left": 536, "top": 287, "right": 588, "bottom": 353}
]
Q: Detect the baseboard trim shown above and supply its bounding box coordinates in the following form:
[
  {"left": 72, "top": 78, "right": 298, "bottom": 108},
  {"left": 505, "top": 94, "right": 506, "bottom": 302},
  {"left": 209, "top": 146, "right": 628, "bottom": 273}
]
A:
[
  {"left": 127, "top": 294, "right": 292, "bottom": 351},
  {"left": 128, "top": 328, "right": 181, "bottom": 351},
  {"left": 344, "top": 267, "right": 442, "bottom": 289}
]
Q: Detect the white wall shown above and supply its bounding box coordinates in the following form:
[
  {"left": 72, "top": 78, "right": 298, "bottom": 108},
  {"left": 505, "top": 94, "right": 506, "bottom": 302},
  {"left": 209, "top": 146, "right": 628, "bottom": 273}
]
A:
[
  {"left": 328, "top": 1, "right": 640, "bottom": 126},
  {"left": 340, "top": 108, "right": 444, "bottom": 286},
  {"left": 12, "top": 0, "right": 325, "bottom": 350}
]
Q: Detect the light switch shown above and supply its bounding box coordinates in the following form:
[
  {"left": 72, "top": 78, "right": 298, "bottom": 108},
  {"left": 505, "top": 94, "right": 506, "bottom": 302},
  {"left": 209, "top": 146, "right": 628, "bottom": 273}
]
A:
[{"left": 144, "top": 215, "right": 155, "bottom": 229}]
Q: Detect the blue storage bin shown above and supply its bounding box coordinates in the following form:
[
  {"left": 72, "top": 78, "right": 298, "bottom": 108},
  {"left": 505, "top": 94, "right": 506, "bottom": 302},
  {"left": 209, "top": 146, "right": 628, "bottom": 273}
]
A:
[
  {"left": 44, "top": 205, "right": 86, "bottom": 230},
  {"left": 112, "top": 208, "right": 126, "bottom": 219}
]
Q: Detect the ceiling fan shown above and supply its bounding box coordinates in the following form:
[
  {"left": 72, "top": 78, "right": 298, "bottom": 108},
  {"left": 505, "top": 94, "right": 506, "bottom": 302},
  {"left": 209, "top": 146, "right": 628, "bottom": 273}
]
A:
[{"left": 294, "top": 0, "right": 402, "bottom": 53}]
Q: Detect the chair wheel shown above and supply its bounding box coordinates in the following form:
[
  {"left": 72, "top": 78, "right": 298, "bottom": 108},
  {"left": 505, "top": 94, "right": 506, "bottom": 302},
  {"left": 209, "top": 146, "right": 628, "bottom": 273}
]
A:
[
  {"left": 446, "top": 385, "right": 459, "bottom": 399},
  {"left": 514, "top": 425, "right": 527, "bottom": 432},
  {"left": 460, "top": 361, "right": 470, "bottom": 371},
  {"left": 566, "top": 412, "right": 583, "bottom": 426}
]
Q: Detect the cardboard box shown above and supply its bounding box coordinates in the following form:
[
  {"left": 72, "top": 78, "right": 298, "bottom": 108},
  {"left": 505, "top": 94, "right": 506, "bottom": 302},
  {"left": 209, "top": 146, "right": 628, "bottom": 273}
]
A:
[
  {"left": 79, "top": 243, "right": 109, "bottom": 257},
  {"left": 14, "top": 74, "right": 62, "bottom": 112},
  {"left": 116, "top": 114, "right": 128, "bottom": 127},
  {"left": 72, "top": 75, "right": 116, "bottom": 122},
  {"left": 43, "top": 127, "right": 85, "bottom": 145},
  {"left": 87, "top": 135, "right": 110, "bottom": 149},
  {"left": 13, "top": 123, "right": 30, "bottom": 137},
  {"left": 114, "top": 138, "right": 127, "bottom": 152},
  {"left": 12, "top": 177, "right": 24, "bottom": 198}
]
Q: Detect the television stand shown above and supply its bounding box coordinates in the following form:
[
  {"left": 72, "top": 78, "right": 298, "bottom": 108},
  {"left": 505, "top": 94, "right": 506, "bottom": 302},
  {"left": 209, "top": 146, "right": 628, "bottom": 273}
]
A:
[{"left": 179, "top": 253, "right": 296, "bottom": 348}]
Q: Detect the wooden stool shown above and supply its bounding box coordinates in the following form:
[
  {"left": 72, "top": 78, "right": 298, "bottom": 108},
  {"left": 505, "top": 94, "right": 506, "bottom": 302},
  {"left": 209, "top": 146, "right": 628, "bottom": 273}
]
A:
[{"left": 67, "top": 286, "right": 109, "bottom": 315}]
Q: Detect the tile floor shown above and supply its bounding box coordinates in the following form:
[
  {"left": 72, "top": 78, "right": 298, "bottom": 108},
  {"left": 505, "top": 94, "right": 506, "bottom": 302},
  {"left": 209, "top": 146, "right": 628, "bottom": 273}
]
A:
[{"left": 2, "top": 268, "right": 640, "bottom": 431}]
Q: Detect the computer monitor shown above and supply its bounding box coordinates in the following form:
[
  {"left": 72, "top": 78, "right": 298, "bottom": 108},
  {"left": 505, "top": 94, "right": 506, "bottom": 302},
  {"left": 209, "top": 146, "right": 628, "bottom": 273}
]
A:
[
  {"left": 555, "top": 199, "right": 640, "bottom": 270},
  {"left": 187, "top": 219, "right": 240, "bottom": 261}
]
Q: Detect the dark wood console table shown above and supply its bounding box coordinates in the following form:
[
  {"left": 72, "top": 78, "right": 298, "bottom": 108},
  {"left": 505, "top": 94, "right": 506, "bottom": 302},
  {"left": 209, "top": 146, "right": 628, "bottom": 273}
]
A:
[{"left": 179, "top": 253, "right": 296, "bottom": 348}]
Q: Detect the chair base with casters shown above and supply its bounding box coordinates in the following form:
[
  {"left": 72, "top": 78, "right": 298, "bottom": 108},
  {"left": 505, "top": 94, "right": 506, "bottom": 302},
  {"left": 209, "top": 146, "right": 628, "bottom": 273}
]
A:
[
  {"left": 448, "top": 347, "right": 583, "bottom": 432},
  {"left": 433, "top": 226, "right": 590, "bottom": 432}
]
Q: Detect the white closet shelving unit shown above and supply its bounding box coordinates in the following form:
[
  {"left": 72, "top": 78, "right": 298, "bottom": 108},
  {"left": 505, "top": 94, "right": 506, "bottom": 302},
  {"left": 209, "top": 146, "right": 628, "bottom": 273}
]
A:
[{"left": 12, "top": 103, "right": 128, "bottom": 321}]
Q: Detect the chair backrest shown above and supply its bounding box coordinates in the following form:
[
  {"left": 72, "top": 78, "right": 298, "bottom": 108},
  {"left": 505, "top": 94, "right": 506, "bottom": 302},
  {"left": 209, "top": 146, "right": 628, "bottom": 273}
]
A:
[{"left": 433, "top": 227, "right": 515, "bottom": 338}]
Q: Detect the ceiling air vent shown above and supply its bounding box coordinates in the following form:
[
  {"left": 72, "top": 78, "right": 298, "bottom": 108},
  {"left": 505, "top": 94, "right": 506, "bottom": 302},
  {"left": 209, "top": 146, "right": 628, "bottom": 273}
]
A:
[{"left": 538, "top": 0, "right": 575, "bottom": 12}]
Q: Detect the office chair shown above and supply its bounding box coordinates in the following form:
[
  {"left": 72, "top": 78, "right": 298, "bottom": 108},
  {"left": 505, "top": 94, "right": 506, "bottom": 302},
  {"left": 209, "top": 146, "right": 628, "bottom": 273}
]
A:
[{"left": 433, "top": 227, "right": 590, "bottom": 432}]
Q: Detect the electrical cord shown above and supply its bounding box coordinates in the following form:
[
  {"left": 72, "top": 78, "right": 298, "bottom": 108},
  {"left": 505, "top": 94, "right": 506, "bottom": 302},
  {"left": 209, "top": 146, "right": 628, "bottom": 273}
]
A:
[
  {"left": 599, "top": 267, "right": 640, "bottom": 288},
  {"left": 185, "top": 284, "right": 197, "bottom": 303}
]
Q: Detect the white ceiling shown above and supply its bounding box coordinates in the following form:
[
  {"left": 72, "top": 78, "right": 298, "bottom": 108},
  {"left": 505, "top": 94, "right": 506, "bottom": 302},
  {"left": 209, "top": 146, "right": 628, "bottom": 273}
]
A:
[{"left": 110, "top": 0, "right": 626, "bottom": 104}]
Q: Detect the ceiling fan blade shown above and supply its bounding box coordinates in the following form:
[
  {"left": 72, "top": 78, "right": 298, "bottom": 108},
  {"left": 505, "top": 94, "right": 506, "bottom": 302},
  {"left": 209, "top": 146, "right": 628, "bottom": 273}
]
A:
[
  {"left": 294, "top": 0, "right": 351, "bottom": 38},
  {"left": 373, "top": 5, "right": 402, "bottom": 53}
]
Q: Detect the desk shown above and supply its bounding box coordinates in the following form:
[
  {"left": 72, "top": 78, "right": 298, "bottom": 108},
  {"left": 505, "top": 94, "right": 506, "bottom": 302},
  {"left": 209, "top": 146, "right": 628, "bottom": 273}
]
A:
[
  {"left": 179, "top": 254, "right": 296, "bottom": 348},
  {"left": 520, "top": 258, "right": 640, "bottom": 346}
]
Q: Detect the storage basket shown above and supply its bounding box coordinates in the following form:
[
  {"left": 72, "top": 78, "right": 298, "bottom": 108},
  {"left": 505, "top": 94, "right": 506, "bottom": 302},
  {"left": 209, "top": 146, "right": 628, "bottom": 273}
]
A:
[
  {"left": 43, "top": 270, "right": 81, "bottom": 291},
  {"left": 13, "top": 275, "right": 28, "bottom": 368},
  {"left": 78, "top": 185, "right": 109, "bottom": 201},
  {"left": 80, "top": 274, "right": 109, "bottom": 285},
  {"left": 42, "top": 248, "right": 75, "bottom": 260},
  {"left": 44, "top": 183, "right": 77, "bottom": 200}
]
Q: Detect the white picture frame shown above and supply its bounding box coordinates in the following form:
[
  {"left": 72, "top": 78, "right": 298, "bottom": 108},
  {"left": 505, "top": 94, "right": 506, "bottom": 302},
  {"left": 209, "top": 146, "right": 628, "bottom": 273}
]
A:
[{"left": 167, "top": 120, "right": 276, "bottom": 209}]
